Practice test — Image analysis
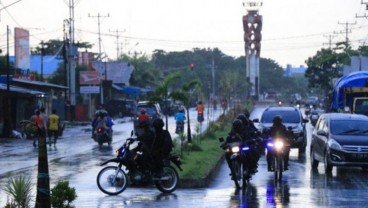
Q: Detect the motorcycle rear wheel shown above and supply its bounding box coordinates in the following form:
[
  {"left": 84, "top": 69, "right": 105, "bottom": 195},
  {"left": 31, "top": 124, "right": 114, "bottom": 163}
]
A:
[
  {"left": 154, "top": 166, "right": 179, "bottom": 193},
  {"left": 97, "top": 166, "right": 128, "bottom": 195}
]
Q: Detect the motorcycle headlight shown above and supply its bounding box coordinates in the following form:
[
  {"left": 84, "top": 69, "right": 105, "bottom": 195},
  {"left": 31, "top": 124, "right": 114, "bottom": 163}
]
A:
[
  {"left": 328, "top": 139, "right": 342, "bottom": 151},
  {"left": 274, "top": 140, "right": 284, "bottom": 150},
  {"left": 231, "top": 146, "right": 240, "bottom": 153}
]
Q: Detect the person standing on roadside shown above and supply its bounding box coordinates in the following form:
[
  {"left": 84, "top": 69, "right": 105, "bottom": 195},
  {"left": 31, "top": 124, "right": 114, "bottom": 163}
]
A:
[
  {"left": 31, "top": 109, "right": 45, "bottom": 147},
  {"left": 47, "top": 109, "right": 60, "bottom": 146}
]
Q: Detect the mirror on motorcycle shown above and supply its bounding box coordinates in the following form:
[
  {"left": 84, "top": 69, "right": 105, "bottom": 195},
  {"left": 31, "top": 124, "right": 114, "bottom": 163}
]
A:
[
  {"left": 130, "top": 130, "right": 134, "bottom": 137},
  {"left": 218, "top": 137, "right": 224, "bottom": 143}
]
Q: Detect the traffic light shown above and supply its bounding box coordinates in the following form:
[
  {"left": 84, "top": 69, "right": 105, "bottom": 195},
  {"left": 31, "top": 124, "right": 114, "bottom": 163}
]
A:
[{"left": 189, "top": 63, "right": 195, "bottom": 70}]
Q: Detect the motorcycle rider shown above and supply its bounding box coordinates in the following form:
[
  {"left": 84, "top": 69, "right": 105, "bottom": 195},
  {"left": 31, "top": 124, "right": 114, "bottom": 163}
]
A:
[
  {"left": 236, "top": 114, "right": 261, "bottom": 174},
  {"left": 267, "top": 115, "right": 291, "bottom": 171},
  {"left": 151, "top": 118, "right": 174, "bottom": 177},
  {"left": 174, "top": 107, "right": 186, "bottom": 134},
  {"left": 196, "top": 101, "right": 204, "bottom": 122},
  {"left": 136, "top": 120, "right": 155, "bottom": 166},
  {"left": 92, "top": 108, "right": 113, "bottom": 139},
  {"left": 222, "top": 119, "right": 244, "bottom": 178}
]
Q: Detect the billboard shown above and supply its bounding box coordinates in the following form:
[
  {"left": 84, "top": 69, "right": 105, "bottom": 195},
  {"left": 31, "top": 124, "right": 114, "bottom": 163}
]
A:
[
  {"left": 14, "top": 28, "right": 30, "bottom": 70},
  {"left": 79, "top": 71, "right": 101, "bottom": 85}
]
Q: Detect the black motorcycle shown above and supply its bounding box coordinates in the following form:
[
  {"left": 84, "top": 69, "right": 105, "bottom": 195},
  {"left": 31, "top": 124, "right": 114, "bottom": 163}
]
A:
[
  {"left": 219, "top": 137, "right": 261, "bottom": 189},
  {"left": 93, "top": 127, "right": 112, "bottom": 146},
  {"left": 265, "top": 137, "right": 290, "bottom": 182},
  {"left": 96, "top": 135, "right": 182, "bottom": 195}
]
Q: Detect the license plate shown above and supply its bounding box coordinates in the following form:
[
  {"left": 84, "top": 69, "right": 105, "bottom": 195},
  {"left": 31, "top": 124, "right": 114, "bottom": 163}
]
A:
[{"left": 311, "top": 115, "right": 318, "bottom": 119}]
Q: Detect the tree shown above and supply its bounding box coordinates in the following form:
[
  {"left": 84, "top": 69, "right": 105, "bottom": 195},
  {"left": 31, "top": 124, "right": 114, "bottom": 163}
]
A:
[
  {"left": 170, "top": 80, "right": 201, "bottom": 143},
  {"left": 31, "top": 39, "right": 92, "bottom": 56},
  {"left": 150, "top": 72, "right": 181, "bottom": 130},
  {"left": 305, "top": 48, "right": 343, "bottom": 96}
]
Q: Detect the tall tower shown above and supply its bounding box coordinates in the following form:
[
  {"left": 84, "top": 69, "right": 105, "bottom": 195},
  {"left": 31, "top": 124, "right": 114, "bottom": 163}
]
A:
[{"left": 243, "top": 0, "right": 263, "bottom": 100}]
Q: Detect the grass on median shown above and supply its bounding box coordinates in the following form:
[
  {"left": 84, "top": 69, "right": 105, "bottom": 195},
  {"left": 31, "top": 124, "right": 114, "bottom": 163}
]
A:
[{"left": 172, "top": 116, "right": 232, "bottom": 179}]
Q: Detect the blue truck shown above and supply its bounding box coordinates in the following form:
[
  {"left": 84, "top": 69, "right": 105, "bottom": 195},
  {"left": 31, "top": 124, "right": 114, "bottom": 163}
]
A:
[{"left": 331, "top": 71, "right": 368, "bottom": 116}]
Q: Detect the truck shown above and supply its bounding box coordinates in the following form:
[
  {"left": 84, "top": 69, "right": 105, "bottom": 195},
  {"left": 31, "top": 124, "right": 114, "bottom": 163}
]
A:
[{"left": 331, "top": 71, "right": 368, "bottom": 116}]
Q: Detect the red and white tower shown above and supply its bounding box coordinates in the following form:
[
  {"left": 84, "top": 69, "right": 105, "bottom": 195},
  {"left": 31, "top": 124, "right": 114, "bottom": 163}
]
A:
[{"left": 243, "top": 0, "right": 263, "bottom": 100}]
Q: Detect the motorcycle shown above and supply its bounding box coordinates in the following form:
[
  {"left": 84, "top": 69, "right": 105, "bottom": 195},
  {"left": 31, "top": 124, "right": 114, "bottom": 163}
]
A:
[
  {"left": 197, "top": 112, "right": 204, "bottom": 123},
  {"left": 265, "top": 137, "right": 290, "bottom": 182},
  {"left": 93, "top": 127, "right": 112, "bottom": 146},
  {"left": 309, "top": 110, "right": 319, "bottom": 127},
  {"left": 175, "top": 122, "right": 184, "bottom": 134},
  {"left": 96, "top": 134, "right": 182, "bottom": 195},
  {"left": 219, "top": 137, "right": 261, "bottom": 189}
]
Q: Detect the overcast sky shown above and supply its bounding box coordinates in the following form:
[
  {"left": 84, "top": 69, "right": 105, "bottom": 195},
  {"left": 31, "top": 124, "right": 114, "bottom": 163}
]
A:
[{"left": 0, "top": 0, "right": 366, "bottom": 67}]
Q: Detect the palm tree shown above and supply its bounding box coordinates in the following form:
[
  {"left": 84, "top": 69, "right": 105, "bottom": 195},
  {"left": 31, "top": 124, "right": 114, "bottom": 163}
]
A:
[
  {"left": 150, "top": 72, "right": 181, "bottom": 130},
  {"left": 170, "top": 80, "right": 201, "bottom": 143}
]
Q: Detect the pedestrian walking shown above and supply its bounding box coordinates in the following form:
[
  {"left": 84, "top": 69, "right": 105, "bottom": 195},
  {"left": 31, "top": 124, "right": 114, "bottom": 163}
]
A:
[
  {"left": 30, "top": 109, "right": 45, "bottom": 147},
  {"left": 48, "top": 109, "right": 60, "bottom": 146}
]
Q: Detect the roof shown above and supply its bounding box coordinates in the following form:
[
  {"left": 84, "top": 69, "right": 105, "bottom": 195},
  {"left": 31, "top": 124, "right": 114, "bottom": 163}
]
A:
[
  {"left": 92, "top": 61, "right": 133, "bottom": 85},
  {"left": 10, "top": 55, "right": 63, "bottom": 75},
  {"left": 0, "top": 83, "right": 46, "bottom": 96},
  {"left": 12, "top": 78, "right": 68, "bottom": 89},
  {"left": 265, "top": 106, "right": 299, "bottom": 111},
  {"left": 321, "top": 113, "right": 368, "bottom": 121},
  {"left": 331, "top": 71, "right": 368, "bottom": 110}
]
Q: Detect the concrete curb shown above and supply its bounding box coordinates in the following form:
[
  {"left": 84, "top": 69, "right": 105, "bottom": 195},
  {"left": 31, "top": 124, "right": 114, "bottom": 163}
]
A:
[{"left": 178, "top": 155, "right": 225, "bottom": 188}]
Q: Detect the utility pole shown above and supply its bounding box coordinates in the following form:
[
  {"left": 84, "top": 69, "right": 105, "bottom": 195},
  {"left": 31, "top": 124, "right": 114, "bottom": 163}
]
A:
[
  {"left": 88, "top": 13, "right": 110, "bottom": 58},
  {"left": 337, "top": 21, "right": 356, "bottom": 48},
  {"left": 323, "top": 34, "right": 337, "bottom": 49},
  {"left": 110, "top": 29, "right": 125, "bottom": 60}
]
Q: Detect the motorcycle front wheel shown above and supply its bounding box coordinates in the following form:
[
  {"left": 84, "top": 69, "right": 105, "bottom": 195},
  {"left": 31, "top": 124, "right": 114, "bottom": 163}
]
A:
[
  {"left": 231, "top": 160, "right": 242, "bottom": 189},
  {"left": 274, "top": 156, "right": 283, "bottom": 182},
  {"left": 97, "top": 166, "right": 128, "bottom": 195},
  {"left": 154, "top": 166, "right": 179, "bottom": 193}
]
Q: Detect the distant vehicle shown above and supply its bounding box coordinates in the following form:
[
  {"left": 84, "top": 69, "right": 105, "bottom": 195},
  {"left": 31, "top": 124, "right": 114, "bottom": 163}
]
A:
[
  {"left": 290, "top": 93, "right": 302, "bottom": 105},
  {"left": 309, "top": 109, "right": 319, "bottom": 126},
  {"left": 254, "top": 106, "right": 308, "bottom": 155},
  {"left": 105, "top": 99, "right": 137, "bottom": 118},
  {"left": 331, "top": 71, "right": 368, "bottom": 116},
  {"left": 310, "top": 113, "right": 368, "bottom": 173},
  {"left": 159, "top": 99, "right": 175, "bottom": 116},
  {"left": 305, "top": 96, "right": 319, "bottom": 107},
  {"left": 105, "top": 99, "right": 126, "bottom": 118},
  {"left": 133, "top": 101, "right": 163, "bottom": 134}
]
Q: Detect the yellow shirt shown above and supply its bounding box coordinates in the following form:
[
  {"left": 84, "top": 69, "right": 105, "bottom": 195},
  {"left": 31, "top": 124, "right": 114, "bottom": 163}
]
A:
[{"left": 48, "top": 114, "right": 59, "bottom": 131}]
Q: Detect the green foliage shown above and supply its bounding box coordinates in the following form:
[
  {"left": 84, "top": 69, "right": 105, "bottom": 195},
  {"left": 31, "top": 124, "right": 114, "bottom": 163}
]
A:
[
  {"left": 3, "top": 175, "right": 33, "bottom": 208},
  {"left": 50, "top": 181, "right": 77, "bottom": 208},
  {"left": 305, "top": 48, "right": 343, "bottom": 95}
]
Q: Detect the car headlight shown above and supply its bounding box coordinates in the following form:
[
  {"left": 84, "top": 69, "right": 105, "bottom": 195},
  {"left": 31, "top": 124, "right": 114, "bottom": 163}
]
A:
[{"left": 328, "top": 139, "right": 342, "bottom": 150}]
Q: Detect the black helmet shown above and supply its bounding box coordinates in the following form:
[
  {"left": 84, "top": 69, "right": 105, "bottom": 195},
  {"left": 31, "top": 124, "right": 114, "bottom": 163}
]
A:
[
  {"left": 273, "top": 116, "right": 282, "bottom": 125},
  {"left": 243, "top": 109, "right": 250, "bottom": 118},
  {"left": 236, "top": 114, "right": 249, "bottom": 126},
  {"left": 232, "top": 119, "right": 243, "bottom": 132},
  {"left": 152, "top": 118, "right": 165, "bottom": 129}
]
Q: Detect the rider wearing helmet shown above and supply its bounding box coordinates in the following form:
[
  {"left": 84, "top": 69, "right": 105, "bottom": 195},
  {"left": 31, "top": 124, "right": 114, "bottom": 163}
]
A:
[
  {"left": 236, "top": 113, "right": 261, "bottom": 174},
  {"left": 222, "top": 119, "right": 244, "bottom": 176},
  {"left": 151, "top": 118, "right": 173, "bottom": 177},
  {"left": 267, "top": 115, "right": 291, "bottom": 171},
  {"left": 174, "top": 106, "right": 186, "bottom": 134}
]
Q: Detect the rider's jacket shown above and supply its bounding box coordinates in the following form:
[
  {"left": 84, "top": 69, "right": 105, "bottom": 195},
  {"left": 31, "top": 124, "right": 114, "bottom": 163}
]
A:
[
  {"left": 269, "top": 124, "right": 289, "bottom": 139},
  {"left": 174, "top": 112, "right": 186, "bottom": 123}
]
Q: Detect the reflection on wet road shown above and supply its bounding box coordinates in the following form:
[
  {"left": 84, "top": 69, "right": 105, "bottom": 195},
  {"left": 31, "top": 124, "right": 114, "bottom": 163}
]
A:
[{"left": 2, "top": 107, "right": 368, "bottom": 207}]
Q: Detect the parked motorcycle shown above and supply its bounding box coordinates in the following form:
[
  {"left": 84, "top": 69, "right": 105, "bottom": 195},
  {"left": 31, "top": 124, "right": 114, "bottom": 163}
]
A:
[
  {"left": 265, "top": 137, "right": 290, "bottom": 182},
  {"left": 96, "top": 134, "right": 182, "bottom": 195},
  {"left": 93, "top": 127, "right": 112, "bottom": 146},
  {"left": 219, "top": 137, "right": 262, "bottom": 189}
]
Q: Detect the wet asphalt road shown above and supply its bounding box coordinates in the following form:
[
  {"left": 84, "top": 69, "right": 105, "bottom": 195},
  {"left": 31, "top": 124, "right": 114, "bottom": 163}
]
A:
[{"left": 1, "top": 106, "right": 368, "bottom": 207}]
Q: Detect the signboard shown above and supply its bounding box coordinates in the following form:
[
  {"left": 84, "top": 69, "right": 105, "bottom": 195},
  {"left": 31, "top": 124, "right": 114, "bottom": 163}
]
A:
[
  {"left": 14, "top": 28, "right": 30, "bottom": 70},
  {"left": 79, "top": 71, "right": 101, "bottom": 85},
  {"left": 80, "top": 86, "right": 100, "bottom": 94}
]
